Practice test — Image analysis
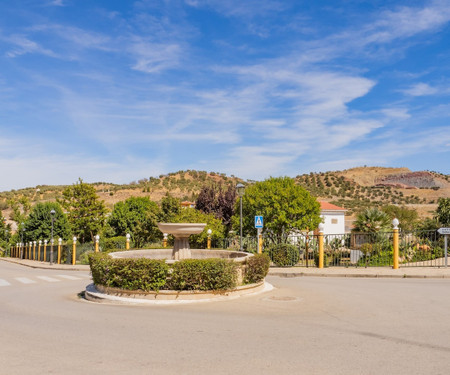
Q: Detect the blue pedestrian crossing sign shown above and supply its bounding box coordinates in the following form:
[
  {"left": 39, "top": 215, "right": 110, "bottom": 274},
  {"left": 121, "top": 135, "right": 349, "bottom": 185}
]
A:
[{"left": 255, "top": 216, "right": 263, "bottom": 228}]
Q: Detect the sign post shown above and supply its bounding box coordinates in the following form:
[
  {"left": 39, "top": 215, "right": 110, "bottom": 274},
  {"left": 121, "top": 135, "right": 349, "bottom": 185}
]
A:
[
  {"left": 255, "top": 216, "right": 263, "bottom": 254},
  {"left": 437, "top": 228, "right": 450, "bottom": 268}
]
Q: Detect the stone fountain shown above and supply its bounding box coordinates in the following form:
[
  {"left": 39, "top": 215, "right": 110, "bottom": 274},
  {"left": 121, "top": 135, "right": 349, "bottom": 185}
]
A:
[
  {"left": 157, "top": 222, "right": 206, "bottom": 260},
  {"left": 109, "top": 222, "right": 251, "bottom": 263}
]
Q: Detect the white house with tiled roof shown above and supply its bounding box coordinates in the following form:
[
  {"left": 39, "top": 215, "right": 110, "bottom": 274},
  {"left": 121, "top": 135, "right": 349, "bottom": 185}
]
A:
[{"left": 319, "top": 201, "right": 347, "bottom": 235}]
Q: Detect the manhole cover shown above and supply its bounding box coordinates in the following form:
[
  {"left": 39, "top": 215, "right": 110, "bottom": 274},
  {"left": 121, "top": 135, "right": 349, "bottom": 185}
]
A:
[{"left": 265, "top": 296, "right": 301, "bottom": 302}]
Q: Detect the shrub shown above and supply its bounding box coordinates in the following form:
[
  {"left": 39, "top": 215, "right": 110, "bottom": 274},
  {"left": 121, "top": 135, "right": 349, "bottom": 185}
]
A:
[
  {"left": 167, "top": 258, "right": 238, "bottom": 291},
  {"left": 102, "top": 236, "right": 128, "bottom": 251},
  {"left": 244, "top": 254, "right": 270, "bottom": 284},
  {"left": 88, "top": 252, "right": 169, "bottom": 291},
  {"left": 266, "top": 243, "right": 300, "bottom": 267}
]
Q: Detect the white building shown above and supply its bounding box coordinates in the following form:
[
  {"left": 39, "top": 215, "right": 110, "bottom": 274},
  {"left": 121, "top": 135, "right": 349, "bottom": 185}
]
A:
[{"left": 319, "top": 202, "right": 347, "bottom": 235}]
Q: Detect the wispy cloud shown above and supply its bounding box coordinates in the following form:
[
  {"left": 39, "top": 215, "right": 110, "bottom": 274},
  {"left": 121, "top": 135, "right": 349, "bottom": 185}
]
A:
[
  {"left": 401, "top": 82, "right": 439, "bottom": 96},
  {"left": 129, "top": 40, "right": 182, "bottom": 73},
  {"left": 3, "top": 34, "right": 58, "bottom": 58}
]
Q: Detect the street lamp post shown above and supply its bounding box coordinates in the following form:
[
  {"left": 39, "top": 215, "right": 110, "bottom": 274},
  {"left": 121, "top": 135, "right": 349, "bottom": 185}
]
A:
[
  {"left": 50, "top": 209, "right": 56, "bottom": 264},
  {"left": 20, "top": 223, "right": 25, "bottom": 259},
  {"left": 236, "top": 183, "right": 245, "bottom": 251}
]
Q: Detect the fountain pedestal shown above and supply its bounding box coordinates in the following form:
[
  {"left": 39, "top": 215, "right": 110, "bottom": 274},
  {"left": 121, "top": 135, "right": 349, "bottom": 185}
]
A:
[{"left": 157, "top": 223, "right": 207, "bottom": 260}]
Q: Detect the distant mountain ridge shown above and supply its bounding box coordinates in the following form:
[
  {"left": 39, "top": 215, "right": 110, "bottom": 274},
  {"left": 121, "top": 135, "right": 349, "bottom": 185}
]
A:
[{"left": 1, "top": 167, "right": 449, "bottom": 222}]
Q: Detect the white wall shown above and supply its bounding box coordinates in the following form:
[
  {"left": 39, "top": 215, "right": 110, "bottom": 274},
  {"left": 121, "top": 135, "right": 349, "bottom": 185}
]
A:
[{"left": 321, "top": 211, "right": 346, "bottom": 235}]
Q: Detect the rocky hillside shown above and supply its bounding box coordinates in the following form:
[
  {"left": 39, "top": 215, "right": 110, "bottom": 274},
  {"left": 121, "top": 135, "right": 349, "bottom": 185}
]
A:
[
  {"left": 1, "top": 167, "right": 449, "bottom": 224},
  {"left": 295, "top": 167, "right": 450, "bottom": 216}
]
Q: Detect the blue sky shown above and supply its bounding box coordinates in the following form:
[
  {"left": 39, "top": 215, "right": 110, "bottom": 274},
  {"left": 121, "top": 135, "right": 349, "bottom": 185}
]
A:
[{"left": 1, "top": 0, "right": 449, "bottom": 191}]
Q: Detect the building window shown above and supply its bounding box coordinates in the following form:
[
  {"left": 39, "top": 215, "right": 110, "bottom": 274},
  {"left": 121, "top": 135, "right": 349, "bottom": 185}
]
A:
[{"left": 331, "top": 219, "right": 338, "bottom": 224}]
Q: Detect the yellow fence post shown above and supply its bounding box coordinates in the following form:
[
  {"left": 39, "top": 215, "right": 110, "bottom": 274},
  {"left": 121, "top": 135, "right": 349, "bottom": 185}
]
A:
[
  {"left": 163, "top": 233, "right": 168, "bottom": 248},
  {"left": 44, "top": 240, "right": 47, "bottom": 262},
  {"left": 257, "top": 228, "right": 263, "bottom": 254},
  {"left": 393, "top": 218, "right": 399, "bottom": 270},
  {"left": 58, "top": 238, "right": 62, "bottom": 264},
  {"left": 38, "top": 240, "right": 42, "bottom": 261},
  {"left": 95, "top": 234, "right": 100, "bottom": 252},
  {"left": 72, "top": 237, "right": 77, "bottom": 265},
  {"left": 33, "top": 241, "right": 36, "bottom": 260},
  {"left": 318, "top": 223, "right": 324, "bottom": 269},
  {"left": 29, "top": 242, "right": 32, "bottom": 260},
  {"left": 126, "top": 233, "right": 130, "bottom": 250},
  {"left": 207, "top": 229, "right": 212, "bottom": 249}
]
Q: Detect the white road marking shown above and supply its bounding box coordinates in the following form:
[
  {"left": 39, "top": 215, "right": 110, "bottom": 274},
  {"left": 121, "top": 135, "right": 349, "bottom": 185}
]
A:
[
  {"left": 0, "top": 279, "right": 11, "bottom": 287},
  {"left": 56, "top": 274, "right": 81, "bottom": 280},
  {"left": 36, "top": 276, "right": 60, "bottom": 282},
  {"left": 15, "top": 277, "right": 36, "bottom": 284}
]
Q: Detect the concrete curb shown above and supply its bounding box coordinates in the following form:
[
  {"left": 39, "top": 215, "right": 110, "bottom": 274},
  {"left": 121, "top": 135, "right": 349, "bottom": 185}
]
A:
[
  {"left": 84, "top": 282, "right": 274, "bottom": 305},
  {"left": 3, "top": 257, "right": 450, "bottom": 279},
  {"left": 269, "top": 271, "right": 450, "bottom": 279}
]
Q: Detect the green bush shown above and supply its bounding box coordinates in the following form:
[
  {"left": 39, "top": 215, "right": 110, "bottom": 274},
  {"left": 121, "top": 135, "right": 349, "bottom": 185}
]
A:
[
  {"left": 244, "top": 254, "right": 270, "bottom": 284},
  {"left": 102, "top": 236, "right": 128, "bottom": 251},
  {"left": 266, "top": 243, "right": 300, "bottom": 267},
  {"left": 88, "top": 252, "right": 169, "bottom": 291},
  {"left": 167, "top": 258, "right": 238, "bottom": 291}
]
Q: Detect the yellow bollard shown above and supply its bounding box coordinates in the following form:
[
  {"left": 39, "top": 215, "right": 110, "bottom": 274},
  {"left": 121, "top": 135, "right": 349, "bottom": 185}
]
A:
[
  {"left": 58, "top": 238, "right": 62, "bottom": 264},
  {"left": 392, "top": 218, "right": 399, "bottom": 270},
  {"left": 72, "top": 237, "right": 77, "bottom": 265},
  {"left": 126, "top": 233, "right": 130, "bottom": 250},
  {"left": 43, "top": 240, "right": 47, "bottom": 262},
  {"left": 207, "top": 229, "right": 212, "bottom": 250},
  {"left": 258, "top": 233, "right": 263, "bottom": 254},
  {"left": 29, "top": 242, "right": 32, "bottom": 259},
  {"left": 318, "top": 224, "right": 324, "bottom": 269},
  {"left": 38, "top": 241, "right": 41, "bottom": 261},
  {"left": 33, "top": 241, "right": 36, "bottom": 260},
  {"left": 95, "top": 235, "right": 99, "bottom": 252},
  {"left": 163, "top": 233, "right": 168, "bottom": 248}
]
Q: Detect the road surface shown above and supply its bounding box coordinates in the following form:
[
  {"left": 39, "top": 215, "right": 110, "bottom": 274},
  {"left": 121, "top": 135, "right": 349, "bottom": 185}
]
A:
[{"left": 1, "top": 260, "right": 449, "bottom": 374}]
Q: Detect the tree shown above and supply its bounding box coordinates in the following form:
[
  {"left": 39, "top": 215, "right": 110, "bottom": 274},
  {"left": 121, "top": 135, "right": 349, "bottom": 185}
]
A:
[
  {"left": 353, "top": 208, "right": 390, "bottom": 233},
  {"left": 173, "top": 208, "right": 225, "bottom": 247},
  {"left": 0, "top": 213, "right": 12, "bottom": 252},
  {"left": 23, "top": 202, "right": 70, "bottom": 242},
  {"left": 59, "top": 178, "right": 107, "bottom": 243},
  {"left": 8, "top": 196, "right": 31, "bottom": 226},
  {"left": 108, "top": 197, "right": 161, "bottom": 248},
  {"left": 436, "top": 198, "right": 450, "bottom": 226},
  {"left": 382, "top": 205, "right": 418, "bottom": 232},
  {"left": 159, "top": 193, "right": 181, "bottom": 222},
  {"left": 233, "top": 177, "right": 321, "bottom": 242},
  {"left": 196, "top": 184, "right": 237, "bottom": 232}
]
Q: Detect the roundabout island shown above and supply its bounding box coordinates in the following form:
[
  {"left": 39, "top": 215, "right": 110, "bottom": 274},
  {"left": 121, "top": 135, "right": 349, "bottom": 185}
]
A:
[{"left": 84, "top": 223, "right": 271, "bottom": 305}]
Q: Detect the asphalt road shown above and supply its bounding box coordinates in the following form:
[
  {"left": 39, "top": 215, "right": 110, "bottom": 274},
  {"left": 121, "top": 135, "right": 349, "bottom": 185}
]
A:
[{"left": 1, "top": 261, "right": 450, "bottom": 375}]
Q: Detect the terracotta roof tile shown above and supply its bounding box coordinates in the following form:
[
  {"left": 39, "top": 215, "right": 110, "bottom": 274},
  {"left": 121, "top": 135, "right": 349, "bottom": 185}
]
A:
[{"left": 319, "top": 201, "right": 346, "bottom": 211}]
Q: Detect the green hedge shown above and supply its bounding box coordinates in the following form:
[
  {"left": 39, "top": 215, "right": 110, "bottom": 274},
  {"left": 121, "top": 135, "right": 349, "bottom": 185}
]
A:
[
  {"left": 88, "top": 253, "right": 169, "bottom": 291},
  {"left": 244, "top": 254, "right": 270, "bottom": 284},
  {"left": 168, "top": 259, "right": 238, "bottom": 291},
  {"left": 265, "top": 243, "right": 300, "bottom": 267},
  {"left": 88, "top": 253, "right": 248, "bottom": 292}
]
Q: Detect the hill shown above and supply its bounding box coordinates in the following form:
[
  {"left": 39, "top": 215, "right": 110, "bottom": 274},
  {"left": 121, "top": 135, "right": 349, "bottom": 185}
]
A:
[{"left": 1, "top": 167, "right": 449, "bottom": 227}]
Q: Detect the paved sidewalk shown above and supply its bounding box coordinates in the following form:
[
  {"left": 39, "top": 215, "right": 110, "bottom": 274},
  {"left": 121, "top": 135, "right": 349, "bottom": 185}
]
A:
[
  {"left": 0, "top": 257, "right": 90, "bottom": 271},
  {"left": 269, "top": 265, "right": 450, "bottom": 278},
  {"left": 3, "top": 256, "right": 450, "bottom": 278}
]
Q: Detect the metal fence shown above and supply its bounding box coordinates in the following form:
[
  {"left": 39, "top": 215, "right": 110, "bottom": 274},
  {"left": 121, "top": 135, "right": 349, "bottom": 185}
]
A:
[
  {"left": 213, "top": 230, "right": 447, "bottom": 268},
  {"left": 8, "top": 229, "right": 447, "bottom": 268}
]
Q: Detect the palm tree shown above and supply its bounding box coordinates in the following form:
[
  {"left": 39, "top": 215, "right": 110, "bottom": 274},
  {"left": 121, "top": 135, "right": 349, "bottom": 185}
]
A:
[{"left": 353, "top": 208, "right": 390, "bottom": 233}]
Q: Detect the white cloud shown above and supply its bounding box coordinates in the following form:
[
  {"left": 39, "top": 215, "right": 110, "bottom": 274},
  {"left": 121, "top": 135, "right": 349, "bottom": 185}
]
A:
[
  {"left": 4, "top": 35, "right": 58, "bottom": 58},
  {"left": 130, "top": 40, "right": 182, "bottom": 73},
  {"left": 401, "top": 82, "right": 438, "bottom": 96}
]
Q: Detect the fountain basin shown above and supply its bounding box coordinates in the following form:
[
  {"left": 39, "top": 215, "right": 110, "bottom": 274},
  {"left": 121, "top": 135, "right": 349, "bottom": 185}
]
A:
[{"left": 157, "top": 222, "right": 207, "bottom": 260}]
